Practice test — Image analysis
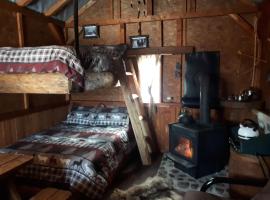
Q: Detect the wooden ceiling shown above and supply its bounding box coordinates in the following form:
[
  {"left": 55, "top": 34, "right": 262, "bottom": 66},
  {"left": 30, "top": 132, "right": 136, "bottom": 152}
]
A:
[{"left": 10, "top": 0, "right": 97, "bottom": 24}]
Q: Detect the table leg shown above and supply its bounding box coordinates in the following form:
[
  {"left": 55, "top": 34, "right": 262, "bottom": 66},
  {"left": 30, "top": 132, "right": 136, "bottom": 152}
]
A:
[{"left": 8, "top": 180, "right": 21, "bottom": 200}]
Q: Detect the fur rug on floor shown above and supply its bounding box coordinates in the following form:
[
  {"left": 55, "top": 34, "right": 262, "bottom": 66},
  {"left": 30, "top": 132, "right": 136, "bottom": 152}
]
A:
[{"left": 110, "top": 176, "right": 183, "bottom": 200}]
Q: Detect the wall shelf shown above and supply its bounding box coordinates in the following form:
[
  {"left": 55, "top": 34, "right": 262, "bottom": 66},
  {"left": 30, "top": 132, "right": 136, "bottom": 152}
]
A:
[{"left": 220, "top": 100, "right": 264, "bottom": 109}]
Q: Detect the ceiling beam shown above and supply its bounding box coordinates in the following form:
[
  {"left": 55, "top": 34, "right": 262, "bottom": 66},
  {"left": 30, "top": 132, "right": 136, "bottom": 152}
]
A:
[
  {"left": 66, "top": 7, "right": 258, "bottom": 27},
  {"left": 44, "top": 0, "right": 71, "bottom": 16},
  {"left": 1, "top": 1, "right": 64, "bottom": 27},
  {"left": 228, "top": 14, "right": 254, "bottom": 37},
  {"left": 16, "top": 0, "right": 33, "bottom": 7},
  {"left": 65, "top": 0, "right": 97, "bottom": 24}
]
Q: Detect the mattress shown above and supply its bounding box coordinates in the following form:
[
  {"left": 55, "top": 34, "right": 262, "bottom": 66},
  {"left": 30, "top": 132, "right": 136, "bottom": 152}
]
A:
[
  {"left": 0, "top": 46, "right": 84, "bottom": 87},
  {"left": 0, "top": 122, "right": 135, "bottom": 199}
]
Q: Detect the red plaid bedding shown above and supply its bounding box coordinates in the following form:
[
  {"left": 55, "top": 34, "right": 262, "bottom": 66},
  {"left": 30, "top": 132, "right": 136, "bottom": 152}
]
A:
[
  {"left": 0, "top": 46, "right": 84, "bottom": 86},
  {"left": 0, "top": 122, "right": 134, "bottom": 199}
]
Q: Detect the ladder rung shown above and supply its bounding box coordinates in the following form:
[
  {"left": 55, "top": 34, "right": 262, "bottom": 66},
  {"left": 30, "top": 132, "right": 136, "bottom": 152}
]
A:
[
  {"left": 138, "top": 115, "right": 144, "bottom": 120},
  {"left": 125, "top": 72, "right": 133, "bottom": 76}
]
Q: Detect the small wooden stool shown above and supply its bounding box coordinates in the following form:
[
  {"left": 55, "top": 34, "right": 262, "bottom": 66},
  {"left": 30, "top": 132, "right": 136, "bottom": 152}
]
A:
[{"left": 31, "top": 188, "right": 71, "bottom": 200}]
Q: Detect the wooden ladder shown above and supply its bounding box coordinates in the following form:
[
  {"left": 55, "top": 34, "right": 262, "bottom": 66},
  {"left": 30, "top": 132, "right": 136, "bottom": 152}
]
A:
[{"left": 118, "top": 58, "right": 152, "bottom": 165}]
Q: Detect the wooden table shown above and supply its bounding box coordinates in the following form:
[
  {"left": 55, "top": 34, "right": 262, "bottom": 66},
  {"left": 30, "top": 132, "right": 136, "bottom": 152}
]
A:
[
  {"left": 0, "top": 153, "right": 33, "bottom": 200},
  {"left": 229, "top": 148, "right": 270, "bottom": 199}
]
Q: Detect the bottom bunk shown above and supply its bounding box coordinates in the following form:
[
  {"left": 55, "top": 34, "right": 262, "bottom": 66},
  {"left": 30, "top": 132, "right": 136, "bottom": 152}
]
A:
[{"left": 0, "top": 105, "right": 136, "bottom": 199}]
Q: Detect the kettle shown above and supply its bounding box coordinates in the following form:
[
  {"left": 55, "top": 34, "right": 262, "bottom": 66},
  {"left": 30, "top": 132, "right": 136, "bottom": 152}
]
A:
[
  {"left": 238, "top": 119, "right": 259, "bottom": 140},
  {"left": 178, "top": 108, "right": 194, "bottom": 126}
]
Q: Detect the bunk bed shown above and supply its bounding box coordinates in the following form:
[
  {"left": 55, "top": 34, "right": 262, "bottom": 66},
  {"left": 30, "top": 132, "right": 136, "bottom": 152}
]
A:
[
  {"left": 0, "top": 46, "right": 84, "bottom": 94},
  {"left": 0, "top": 105, "right": 136, "bottom": 199}
]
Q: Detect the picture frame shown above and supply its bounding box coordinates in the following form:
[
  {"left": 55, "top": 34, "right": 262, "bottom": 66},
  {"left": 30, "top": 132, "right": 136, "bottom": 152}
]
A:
[
  {"left": 129, "top": 35, "right": 149, "bottom": 49},
  {"left": 83, "top": 25, "right": 100, "bottom": 38}
]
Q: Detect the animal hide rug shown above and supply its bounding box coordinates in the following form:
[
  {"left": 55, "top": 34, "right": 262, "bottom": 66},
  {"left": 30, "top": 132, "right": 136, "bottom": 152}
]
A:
[{"left": 110, "top": 176, "right": 183, "bottom": 200}]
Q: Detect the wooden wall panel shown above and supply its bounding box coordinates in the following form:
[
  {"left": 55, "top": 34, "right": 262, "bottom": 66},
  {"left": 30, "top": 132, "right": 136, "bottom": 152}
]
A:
[
  {"left": 0, "top": 94, "right": 25, "bottom": 114},
  {"left": 162, "top": 55, "right": 181, "bottom": 103},
  {"left": 121, "top": 0, "right": 142, "bottom": 18},
  {"left": 141, "top": 21, "right": 162, "bottom": 47},
  {"left": 259, "top": 2, "right": 270, "bottom": 111},
  {"left": 72, "top": 87, "right": 123, "bottom": 102},
  {"left": 80, "top": 25, "right": 120, "bottom": 45},
  {"left": 195, "top": 0, "right": 252, "bottom": 12},
  {"left": 163, "top": 20, "right": 177, "bottom": 46},
  {"left": 23, "top": 15, "right": 60, "bottom": 46},
  {"left": 0, "top": 106, "right": 68, "bottom": 147},
  {"left": 186, "top": 15, "right": 254, "bottom": 97},
  {"left": 28, "top": 94, "right": 67, "bottom": 108},
  {"left": 154, "top": 0, "right": 186, "bottom": 15},
  {"left": 80, "top": 0, "right": 111, "bottom": 19},
  {"left": 0, "top": 10, "right": 18, "bottom": 47}
]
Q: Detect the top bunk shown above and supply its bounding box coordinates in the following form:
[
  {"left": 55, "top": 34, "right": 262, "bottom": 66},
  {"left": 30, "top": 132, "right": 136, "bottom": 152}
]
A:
[{"left": 0, "top": 45, "right": 84, "bottom": 94}]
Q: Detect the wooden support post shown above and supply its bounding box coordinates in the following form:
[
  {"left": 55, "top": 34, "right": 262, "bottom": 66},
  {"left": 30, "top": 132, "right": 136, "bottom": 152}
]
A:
[
  {"left": 117, "top": 0, "right": 122, "bottom": 18},
  {"left": 146, "top": 0, "right": 153, "bottom": 15},
  {"left": 23, "top": 94, "right": 29, "bottom": 110},
  {"left": 16, "top": 12, "right": 29, "bottom": 110},
  {"left": 160, "top": 20, "right": 164, "bottom": 47},
  {"left": 48, "top": 23, "right": 65, "bottom": 45},
  {"left": 119, "top": 23, "right": 126, "bottom": 44},
  {"left": 176, "top": 19, "right": 183, "bottom": 47},
  {"left": 110, "top": 0, "right": 114, "bottom": 19},
  {"left": 16, "top": 12, "right": 24, "bottom": 47},
  {"left": 176, "top": 19, "right": 184, "bottom": 99}
]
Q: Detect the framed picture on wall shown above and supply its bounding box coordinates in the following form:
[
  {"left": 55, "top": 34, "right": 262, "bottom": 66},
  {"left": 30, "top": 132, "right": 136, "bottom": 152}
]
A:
[
  {"left": 130, "top": 35, "right": 149, "bottom": 49},
  {"left": 83, "top": 25, "right": 100, "bottom": 38}
]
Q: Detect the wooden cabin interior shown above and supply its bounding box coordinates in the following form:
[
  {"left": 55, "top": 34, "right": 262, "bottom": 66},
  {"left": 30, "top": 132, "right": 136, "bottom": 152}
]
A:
[{"left": 0, "top": 0, "right": 270, "bottom": 199}]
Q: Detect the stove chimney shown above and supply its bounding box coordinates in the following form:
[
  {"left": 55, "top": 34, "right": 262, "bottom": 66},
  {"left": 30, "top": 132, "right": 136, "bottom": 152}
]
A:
[{"left": 199, "top": 73, "right": 210, "bottom": 125}]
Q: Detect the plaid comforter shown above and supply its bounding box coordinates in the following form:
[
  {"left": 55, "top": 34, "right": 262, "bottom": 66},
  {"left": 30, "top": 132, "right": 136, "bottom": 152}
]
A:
[
  {"left": 0, "top": 123, "right": 134, "bottom": 199},
  {"left": 0, "top": 46, "right": 84, "bottom": 86}
]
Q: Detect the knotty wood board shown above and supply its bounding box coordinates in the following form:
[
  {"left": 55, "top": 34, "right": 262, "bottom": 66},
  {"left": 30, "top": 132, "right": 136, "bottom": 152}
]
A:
[
  {"left": 31, "top": 188, "right": 71, "bottom": 200},
  {"left": 0, "top": 153, "right": 33, "bottom": 176},
  {"left": 0, "top": 106, "right": 69, "bottom": 147},
  {"left": 72, "top": 87, "right": 124, "bottom": 102},
  {"left": 0, "top": 74, "right": 70, "bottom": 94}
]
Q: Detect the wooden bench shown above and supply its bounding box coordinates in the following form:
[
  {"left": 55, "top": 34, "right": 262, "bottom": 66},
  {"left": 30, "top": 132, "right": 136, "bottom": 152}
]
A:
[{"left": 31, "top": 188, "right": 71, "bottom": 200}]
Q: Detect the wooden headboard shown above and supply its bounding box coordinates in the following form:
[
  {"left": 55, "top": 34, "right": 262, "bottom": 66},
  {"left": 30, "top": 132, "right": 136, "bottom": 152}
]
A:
[{"left": 71, "top": 87, "right": 126, "bottom": 107}]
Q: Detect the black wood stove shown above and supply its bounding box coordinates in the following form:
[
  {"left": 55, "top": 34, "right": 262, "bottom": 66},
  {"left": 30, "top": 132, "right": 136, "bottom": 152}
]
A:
[
  {"left": 167, "top": 52, "right": 229, "bottom": 178},
  {"left": 167, "top": 123, "right": 228, "bottom": 178}
]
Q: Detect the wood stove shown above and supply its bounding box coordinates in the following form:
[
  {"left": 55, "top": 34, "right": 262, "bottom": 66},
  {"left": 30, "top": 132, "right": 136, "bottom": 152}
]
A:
[
  {"left": 167, "top": 123, "right": 229, "bottom": 178},
  {"left": 167, "top": 51, "right": 229, "bottom": 178}
]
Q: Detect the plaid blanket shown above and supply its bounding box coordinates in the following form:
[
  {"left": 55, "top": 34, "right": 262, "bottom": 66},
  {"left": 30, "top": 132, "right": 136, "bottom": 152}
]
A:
[
  {"left": 0, "top": 46, "right": 84, "bottom": 86},
  {"left": 0, "top": 123, "right": 134, "bottom": 199}
]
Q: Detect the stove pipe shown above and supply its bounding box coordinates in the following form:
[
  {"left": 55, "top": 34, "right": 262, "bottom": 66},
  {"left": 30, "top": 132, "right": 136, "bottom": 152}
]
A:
[{"left": 199, "top": 73, "right": 210, "bottom": 125}]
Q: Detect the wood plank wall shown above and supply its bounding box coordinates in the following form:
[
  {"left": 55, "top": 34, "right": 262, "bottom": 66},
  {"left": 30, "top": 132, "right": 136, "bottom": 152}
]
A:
[
  {"left": 258, "top": 2, "right": 270, "bottom": 112},
  {"left": 0, "top": 5, "right": 68, "bottom": 147},
  {"left": 0, "top": 106, "right": 69, "bottom": 147},
  {"left": 67, "top": 0, "right": 262, "bottom": 152}
]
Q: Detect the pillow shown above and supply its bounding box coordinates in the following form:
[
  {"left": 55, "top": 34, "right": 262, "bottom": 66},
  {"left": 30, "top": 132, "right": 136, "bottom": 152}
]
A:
[
  {"left": 94, "top": 107, "right": 129, "bottom": 127},
  {"left": 65, "top": 106, "right": 129, "bottom": 127},
  {"left": 65, "top": 106, "right": 99, "bottom": 125}
]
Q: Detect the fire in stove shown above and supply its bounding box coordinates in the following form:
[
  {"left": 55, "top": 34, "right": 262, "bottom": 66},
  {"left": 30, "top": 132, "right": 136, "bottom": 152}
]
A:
[{"left": 175, "top": 137, "right": 193, "bottom": 159}]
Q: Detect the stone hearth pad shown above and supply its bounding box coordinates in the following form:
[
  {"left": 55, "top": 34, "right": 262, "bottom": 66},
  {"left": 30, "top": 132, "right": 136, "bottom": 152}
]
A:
[{"left": 157, "top": 154, "right": 230, "bottom": 198}]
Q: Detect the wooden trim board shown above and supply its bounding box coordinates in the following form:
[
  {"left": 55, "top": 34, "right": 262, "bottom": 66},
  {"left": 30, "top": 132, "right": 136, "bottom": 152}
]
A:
[
  {"left": 66, "top": 7, "right": 258, "bottom": 27},
  {"left": 0, "top": 74, "right": 70, "bottom": 94},
  {"left": 126, "top": 46, "right": 194, "bottom": 56}
]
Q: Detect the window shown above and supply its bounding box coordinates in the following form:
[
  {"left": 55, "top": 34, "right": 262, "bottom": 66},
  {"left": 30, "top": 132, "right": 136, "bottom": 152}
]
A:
[{"left": 137, "top": 55, "right": 161, "bottom": 103}]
